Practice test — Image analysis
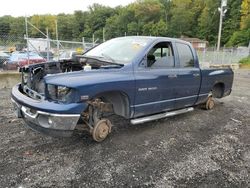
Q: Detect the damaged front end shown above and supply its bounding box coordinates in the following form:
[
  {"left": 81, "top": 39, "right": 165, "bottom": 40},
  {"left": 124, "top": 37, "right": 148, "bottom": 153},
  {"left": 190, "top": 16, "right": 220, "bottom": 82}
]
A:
[
  {"left": 20, "top": 61, "right": 81, "bottom": 99},
  {"left": 11, "top": 61, "right": 88, "bottom": 137},
  {"left": 11, "top": 56, "right": 123, "bottom": 139}
]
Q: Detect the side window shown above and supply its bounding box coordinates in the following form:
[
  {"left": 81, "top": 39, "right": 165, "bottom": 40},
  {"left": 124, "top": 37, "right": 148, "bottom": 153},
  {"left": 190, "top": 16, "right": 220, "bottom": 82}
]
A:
[
  {"left": 147, "top": 42, "right": 174, "bottom": 68},
  {"left": 176, "top": 43, "right": 194, "bottom": 68}
]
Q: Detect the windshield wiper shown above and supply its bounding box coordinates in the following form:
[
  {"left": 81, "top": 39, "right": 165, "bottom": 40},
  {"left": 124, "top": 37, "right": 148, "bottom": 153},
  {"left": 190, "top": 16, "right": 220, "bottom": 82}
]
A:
[
  {"left": 83, "top": 54, "right": 123, "bottom": 67},
  {"left": 101, "top": 53, "right": 116, "bottom": 63},
  {"left": 101, "top": 53, "right": 123, "bottom": 66}
]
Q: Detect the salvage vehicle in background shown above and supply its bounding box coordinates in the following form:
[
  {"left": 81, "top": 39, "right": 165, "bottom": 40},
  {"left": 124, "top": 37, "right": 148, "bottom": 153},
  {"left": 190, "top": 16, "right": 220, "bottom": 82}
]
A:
[
  {"left": 11, "top": 36, "right": 234, "bottom": 142},
  {"left": 0, "top": 51, "right": 10, "bottom": 69},
  {"left": 39, "top": 51, "right": 54, "bottom": 61},
  {"left": 56, "top": 50, "right": 85, "bottom": 71},
  {"left": 58, "top": 51, "right": 79, "bottom": 61},
  {"left": 3, "top": 52, "right": 46, "bottom": 70}
]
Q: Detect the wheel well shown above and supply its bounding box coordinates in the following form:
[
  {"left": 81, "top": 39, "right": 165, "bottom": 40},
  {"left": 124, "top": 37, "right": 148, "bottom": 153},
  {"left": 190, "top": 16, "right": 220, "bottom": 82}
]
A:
[
  {"left": 95, "top": 91, "right": 130, "bottom": 118},
  {"left": 212, "top": 83, "right": 225, "bottom": 98}
]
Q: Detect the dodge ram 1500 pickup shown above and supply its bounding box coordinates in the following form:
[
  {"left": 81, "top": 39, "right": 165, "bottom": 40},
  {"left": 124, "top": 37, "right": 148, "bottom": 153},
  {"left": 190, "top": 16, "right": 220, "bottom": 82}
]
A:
[{"left": 11, "top": 36, "right": 234, "bottom": 142}]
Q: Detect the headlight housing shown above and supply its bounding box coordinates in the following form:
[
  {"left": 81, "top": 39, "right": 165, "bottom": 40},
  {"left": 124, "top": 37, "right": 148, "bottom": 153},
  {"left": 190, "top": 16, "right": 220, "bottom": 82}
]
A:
[{"left": 47, "top": 84, "right": 72, "bottom": 102}]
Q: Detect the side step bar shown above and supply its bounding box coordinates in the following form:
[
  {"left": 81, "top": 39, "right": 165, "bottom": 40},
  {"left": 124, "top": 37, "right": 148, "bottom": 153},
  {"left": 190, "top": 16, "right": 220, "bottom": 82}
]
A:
[{"left": 130, "top": 107, "right": 194, "bottom": 125}]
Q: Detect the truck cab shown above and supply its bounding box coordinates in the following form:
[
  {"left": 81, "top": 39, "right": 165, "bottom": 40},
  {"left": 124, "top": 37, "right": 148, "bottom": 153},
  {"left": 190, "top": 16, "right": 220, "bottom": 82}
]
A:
[{"left": 134, "top": 39, "right": 202, "bottom": 116}]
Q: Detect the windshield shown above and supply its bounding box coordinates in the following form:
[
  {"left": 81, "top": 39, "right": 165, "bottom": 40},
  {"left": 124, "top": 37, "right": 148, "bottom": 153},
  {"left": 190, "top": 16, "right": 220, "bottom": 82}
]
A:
[{"left": 84, "top": 37, "right": 150, "bottom": 64}]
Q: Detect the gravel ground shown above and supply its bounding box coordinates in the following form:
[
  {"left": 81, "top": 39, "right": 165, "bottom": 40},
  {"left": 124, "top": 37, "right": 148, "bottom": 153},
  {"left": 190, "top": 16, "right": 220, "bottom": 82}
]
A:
[{"left": 0, "top": 69, "right": 249, "bottom": 187}]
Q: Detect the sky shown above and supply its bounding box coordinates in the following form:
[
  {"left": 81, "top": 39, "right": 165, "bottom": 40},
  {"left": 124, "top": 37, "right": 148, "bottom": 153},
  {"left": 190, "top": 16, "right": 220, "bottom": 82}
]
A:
[{"left": 0, "top": 0, "right": 135, "bottom": 17}]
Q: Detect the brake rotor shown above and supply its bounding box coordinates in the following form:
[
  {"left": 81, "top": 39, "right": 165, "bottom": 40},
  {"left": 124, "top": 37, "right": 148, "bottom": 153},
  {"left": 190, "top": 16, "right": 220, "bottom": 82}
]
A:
[
  {"left": 92, "top": 119, "right": 112, "bottom": 142},
  {"left": 206, "top": 97, "right": 215, "bottom": 110}
]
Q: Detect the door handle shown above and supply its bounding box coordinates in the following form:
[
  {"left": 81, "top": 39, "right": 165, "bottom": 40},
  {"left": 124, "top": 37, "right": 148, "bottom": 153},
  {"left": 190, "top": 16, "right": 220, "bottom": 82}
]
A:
[
  {"left": 168, "top": 74, "right": 177, "bottom": 78},
  {"left": 193, "top": 73, "right": 200, "bottom": 77}
]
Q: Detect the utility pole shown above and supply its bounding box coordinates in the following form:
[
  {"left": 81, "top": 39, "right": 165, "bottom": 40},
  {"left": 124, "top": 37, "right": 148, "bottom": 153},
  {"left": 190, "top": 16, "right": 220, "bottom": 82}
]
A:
[
  {"left": 55, "top": 20, "right": 59, "bottom": 60},
  {"left": 217, "top": 0, "right": 227, "bottom": 51},
  {"left": 103, "top": 28, "right": 105, "bottom": 42},
  {"left": 248, "top": 41, "right": 250, "bottom": 56},
  {"left": 25, "top": 16, "right": 30, "bottom": 65},
  {"left": 46, "top": 28, "right": 49, "bottom": 61},
  {"left": 82, "top": 37, "right": 85, "bottom": 51}
]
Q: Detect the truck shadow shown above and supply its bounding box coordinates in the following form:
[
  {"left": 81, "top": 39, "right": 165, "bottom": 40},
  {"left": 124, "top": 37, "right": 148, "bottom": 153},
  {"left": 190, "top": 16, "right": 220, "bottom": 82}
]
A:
[{"left": 72, "top": 102, "right": 224, "bottom": 144}]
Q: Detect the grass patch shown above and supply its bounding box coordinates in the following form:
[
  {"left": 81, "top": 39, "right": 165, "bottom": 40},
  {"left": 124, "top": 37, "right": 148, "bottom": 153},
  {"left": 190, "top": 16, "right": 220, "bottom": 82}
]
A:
[{"left": 239, "top": 57, "right": 250, "bottom": 65}]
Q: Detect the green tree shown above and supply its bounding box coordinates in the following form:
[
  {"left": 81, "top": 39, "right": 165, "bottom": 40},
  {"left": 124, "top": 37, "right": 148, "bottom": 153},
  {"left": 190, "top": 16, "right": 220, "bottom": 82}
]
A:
[
  {"left": 84, "top": 3, "right": 115, "bottom": 40},
  {"left": 71, "top": 11, "right": 88, "bottom": 40},
  {"left": 241, "top": 0, "right": 250, "bottom": 29},
  {"left": 189, "top": 0, "right": 205, "bottom": 36},
  {"left": 223, "top": 0, "right": 242, "bottom": 46},
  {"left": 0, "top": 0, "right": 248, "bottom": 46},
  {"left": 133, "top": 0, "right": 163, "bottom": 23},
  {"left": 158, "top": 0, "right": 172, "bottom": 23},
  {"left": 9, "top": 17, "right": 26, "bottom": 39},
  {"left": 29, "top": 15, "right": 57, "bottom": 38},
  {"left": 105, "top": 6, "right": 131, "bottom": 39},
  {"left": 227, "top": 29, "right": 250, "bottom": 46},
  {"left": 57, "top": 14, "right": 75, "bottom": 40},
  {"left": 169, "top": 0, "right": 195, "bottom": 37},
  {"left": 143, "top": 19, "right": 168, "bottom": 36},
  {"left": 228, "top": 0, "right": 250, "bottom": 46},
  {"left": 0, "top": 16, "right": 12, "bottom": 36},
  {"left": 198, "top": 0, "right": 220, "bottom": 44}
]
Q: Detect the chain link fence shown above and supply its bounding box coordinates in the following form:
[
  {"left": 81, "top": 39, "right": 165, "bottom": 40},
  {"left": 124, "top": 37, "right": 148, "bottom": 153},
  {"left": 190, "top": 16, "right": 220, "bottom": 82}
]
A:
[
  {"left": 197, "top": 47, "right": 249, "bottom": 66},
  {"left": 0, "top": 34, "right": 26, "bottom": 51},
  {"left": 26, "top": 37, "right": 92, "bottom": 61},
  {"left": 0, "top": 34, "right": 96, "bottom": 71},
  {"left": 0, "top": 34, "right": 26, "bottom": 69}
]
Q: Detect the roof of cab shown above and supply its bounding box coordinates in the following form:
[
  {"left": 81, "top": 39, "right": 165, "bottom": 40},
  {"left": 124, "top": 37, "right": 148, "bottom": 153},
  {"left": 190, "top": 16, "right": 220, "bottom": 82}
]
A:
[{"left": 114, "top": 36, "right": 191, "bottom": 45}]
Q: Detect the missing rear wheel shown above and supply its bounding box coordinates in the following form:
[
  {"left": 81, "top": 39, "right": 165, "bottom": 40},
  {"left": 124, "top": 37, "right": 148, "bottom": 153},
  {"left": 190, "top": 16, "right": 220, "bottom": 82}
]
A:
[{"left": 205, "top": 97, "right": 215, "bottom": 110}]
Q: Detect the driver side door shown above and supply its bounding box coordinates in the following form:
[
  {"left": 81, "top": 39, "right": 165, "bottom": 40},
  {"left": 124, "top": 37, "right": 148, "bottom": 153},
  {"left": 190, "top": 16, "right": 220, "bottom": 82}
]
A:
[{"left": 133, "top": 41, "right": 178, "bottom": 117}]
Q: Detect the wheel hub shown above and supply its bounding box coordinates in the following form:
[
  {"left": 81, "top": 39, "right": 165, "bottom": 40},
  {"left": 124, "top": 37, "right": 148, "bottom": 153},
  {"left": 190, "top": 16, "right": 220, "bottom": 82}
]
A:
[
  {"left": 206, "top": 97, "right": 215, "bottom": 110},
  {"left": 92, "top": 119, "right": 112, "bottom": 142}
]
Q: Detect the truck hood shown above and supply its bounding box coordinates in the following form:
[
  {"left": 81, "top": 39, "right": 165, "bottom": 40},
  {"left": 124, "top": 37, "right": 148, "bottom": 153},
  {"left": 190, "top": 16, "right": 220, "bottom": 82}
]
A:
[{"left": 44, "top": 70, "right": 132, "bottom": 88}]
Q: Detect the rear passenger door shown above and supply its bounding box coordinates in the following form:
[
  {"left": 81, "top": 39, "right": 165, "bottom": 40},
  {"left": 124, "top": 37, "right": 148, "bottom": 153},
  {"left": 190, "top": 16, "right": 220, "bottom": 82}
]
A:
[{"left": 174, "top": 42, "right": 201, "bottom": 109}]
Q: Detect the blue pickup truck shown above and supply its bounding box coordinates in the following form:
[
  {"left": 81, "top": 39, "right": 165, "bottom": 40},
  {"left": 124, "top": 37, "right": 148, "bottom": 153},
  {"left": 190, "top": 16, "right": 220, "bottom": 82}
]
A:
[{"left": 11, "top": 36, "right": 234, "bottom": 142}]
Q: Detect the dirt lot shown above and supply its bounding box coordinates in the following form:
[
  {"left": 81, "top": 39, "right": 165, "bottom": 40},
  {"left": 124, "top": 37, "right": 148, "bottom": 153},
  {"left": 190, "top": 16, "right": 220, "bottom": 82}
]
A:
[{"left": 0, "top": 69, "right": 249, "bottom": 187}]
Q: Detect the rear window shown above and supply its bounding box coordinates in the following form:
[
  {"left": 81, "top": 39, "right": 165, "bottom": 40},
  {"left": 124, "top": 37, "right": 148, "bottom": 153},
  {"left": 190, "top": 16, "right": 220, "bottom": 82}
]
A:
[{"left": 176, "top": 43, "right": 194, "bottom": 68}]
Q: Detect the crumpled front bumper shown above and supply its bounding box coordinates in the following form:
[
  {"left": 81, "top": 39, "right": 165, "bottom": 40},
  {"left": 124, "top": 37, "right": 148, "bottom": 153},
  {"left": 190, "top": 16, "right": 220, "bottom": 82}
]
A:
[{"left": 11, "top": 84, "right": 87, "bottom": 137}]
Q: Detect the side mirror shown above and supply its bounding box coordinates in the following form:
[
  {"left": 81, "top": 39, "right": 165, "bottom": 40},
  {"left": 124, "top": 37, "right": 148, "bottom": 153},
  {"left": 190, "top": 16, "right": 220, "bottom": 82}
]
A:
[{"left": 147, "top": 54, "right": 156, "bottom": 67}]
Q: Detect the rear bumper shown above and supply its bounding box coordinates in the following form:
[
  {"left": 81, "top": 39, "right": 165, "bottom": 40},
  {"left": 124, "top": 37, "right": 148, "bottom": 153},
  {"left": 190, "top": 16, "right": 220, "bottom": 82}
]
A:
[{"left": 11, "top": 84, "right": 87, "bottom": 137}]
